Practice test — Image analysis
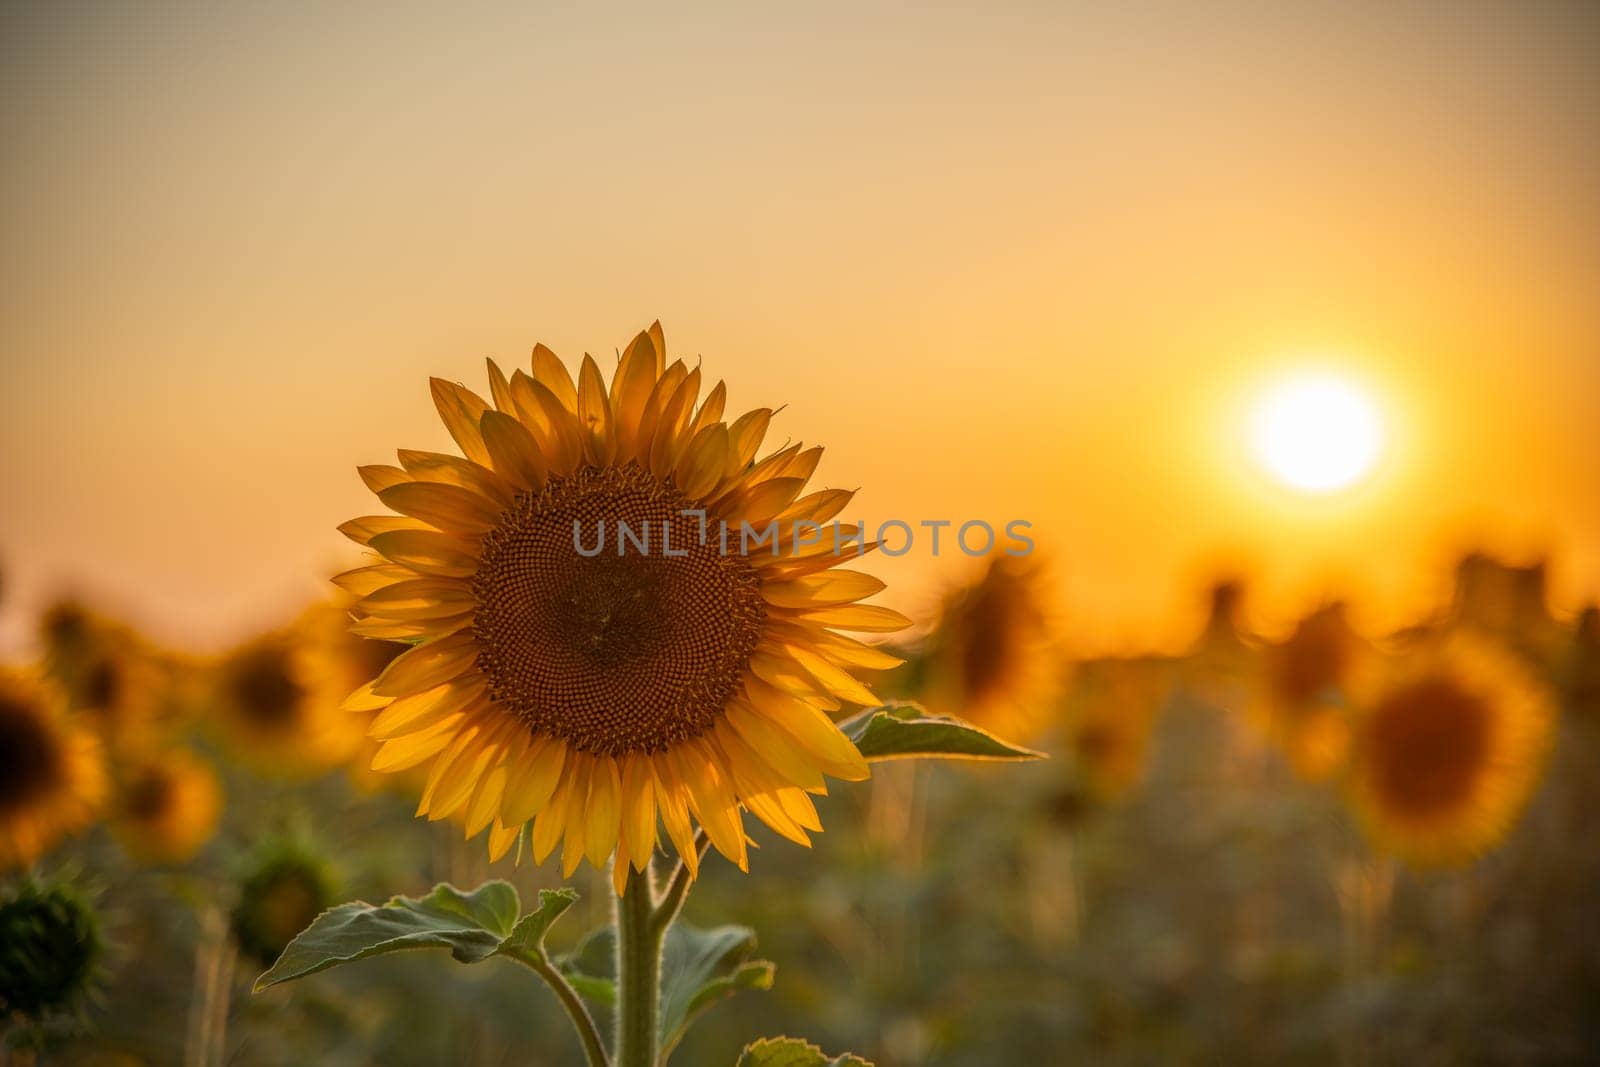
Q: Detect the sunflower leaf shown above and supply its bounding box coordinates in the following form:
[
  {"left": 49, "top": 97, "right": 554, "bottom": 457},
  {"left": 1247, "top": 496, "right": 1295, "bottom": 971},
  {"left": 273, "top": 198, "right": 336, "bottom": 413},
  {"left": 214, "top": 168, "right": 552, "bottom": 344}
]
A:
[
  {"left": 499, "top": 888, "right": 580, "bottom": 958},
  {"left": 839, "top": 703, "right": 1046, "bottom": 762},
  {"left": 556, "top": 921, "right": 775, "bottom": 1051},
  {"left": 253, "top": 881, "right": 559, "bottom": 992},
  {"left": 737, "top": 1036, "right": 875, "bottom": 1067}
]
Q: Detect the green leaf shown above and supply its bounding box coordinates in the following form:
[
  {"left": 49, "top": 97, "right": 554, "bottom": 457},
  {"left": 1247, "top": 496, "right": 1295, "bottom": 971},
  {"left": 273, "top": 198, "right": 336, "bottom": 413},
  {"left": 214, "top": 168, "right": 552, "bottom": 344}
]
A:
[
  {"left": 737, "top": 1036, "right": 874, "bottom": 1067},
  {"left": 499, "top": 888, "right": 580, "bottom": 957},
  {"left": 253, "top": 882, "right": 577, "bottom": 992},
  {"left": 659, "top": 923, "right": 775, "bottom": 1057},
  {"left": 839, "top": 703, "right": 1046, "bottom": 762},
  {"left": 558, "top": 921, "right": 775, "bottom": 1052}
]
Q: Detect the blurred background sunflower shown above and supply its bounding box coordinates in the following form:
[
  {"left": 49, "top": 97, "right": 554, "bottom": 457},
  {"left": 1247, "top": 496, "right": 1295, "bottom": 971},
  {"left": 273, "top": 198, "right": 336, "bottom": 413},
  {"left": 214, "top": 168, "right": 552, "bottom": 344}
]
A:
[
  {"left": 0, "top": 670, "right": 106, "bottom": 870},
  {"left": 1346, "top": 636, "right": 1552, "bottom": 867}
]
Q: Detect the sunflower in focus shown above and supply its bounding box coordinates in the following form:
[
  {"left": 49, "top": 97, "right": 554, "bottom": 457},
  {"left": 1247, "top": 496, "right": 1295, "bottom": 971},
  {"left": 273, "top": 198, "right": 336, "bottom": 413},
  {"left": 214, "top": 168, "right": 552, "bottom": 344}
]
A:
[
  {"left": 1061, "top": 657, "right": 1168, "bottom": 802},
  {"left": 918, "top": 555, "right": 1060, "bottom": 744},
  {"left": 1249, "top": 602, "right": 1366, "bottom": 782},
  {"left": 211, "top": 630, "right": 365, "bottom": 774},
  {"left": 0, "top": 670, "right": 107, "bottom": 869},
  {"left": 1346, "top": 637, "right": 1552, "bottom": 868},
  {"left": 110, "top": 748, "right": 223, "bottom": 865},
  {"left": 340, "top": 324, "right": 905, "bottom": 892}
]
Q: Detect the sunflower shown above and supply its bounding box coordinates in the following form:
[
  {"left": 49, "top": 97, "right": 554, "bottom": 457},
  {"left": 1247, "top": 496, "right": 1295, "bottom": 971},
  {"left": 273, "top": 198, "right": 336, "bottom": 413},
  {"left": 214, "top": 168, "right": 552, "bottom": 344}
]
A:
[
  {"left": 917, "top": 555, "right": 1060, "bottom": 744},
  {"left": 339, "top": 324, "right": 904, "bottom": 892},
  {"left": 0, "top": 875, "right": 105, "bottom": 1023},
  {"left": 1346, "top": 637, "right": 1552, "bottom": 867},
  {"left": 231, "top": 836, "right": 338, "bottom": 967},
  {"left": 40, "top": 600, "right": 174, "bottom": 751},
  {"left": 295, "top": 599, "right": 411, "bottom": 793},
  {"left": 110, "top": 748, "right": 223, "bottom": 865},
  {"left": 211, "top": 629, "right": 366, "bottom": 774},
  {"left": 1181, "top": 577, "right": 1256, "bottom": 706},
  {"left": 1248, "top": 603, "right": 1367, "bottom": 781},
  {"left": 1061, "top": 657, "right": 1168, "bottom": 802},
  {"left": 0, "top": 670, "right": 107, "bottom": 869}
]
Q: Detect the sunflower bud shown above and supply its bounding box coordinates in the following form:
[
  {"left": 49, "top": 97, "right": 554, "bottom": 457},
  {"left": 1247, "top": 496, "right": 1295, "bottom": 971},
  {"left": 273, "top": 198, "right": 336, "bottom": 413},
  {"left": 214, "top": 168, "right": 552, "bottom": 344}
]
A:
[{"left": 0, "top": 877, "right": 104, "bottom": 1021}]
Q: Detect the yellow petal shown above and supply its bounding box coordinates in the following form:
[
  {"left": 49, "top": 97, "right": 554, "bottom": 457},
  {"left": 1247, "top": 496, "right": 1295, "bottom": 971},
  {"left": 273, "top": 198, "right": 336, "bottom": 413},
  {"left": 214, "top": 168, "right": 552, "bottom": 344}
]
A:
[
  {"left": 501, "top": 734, "right": 567, "bottom": 824},
  {"left": 648, "top": 368, "right": 702, "bottom": 481},
  {"left": 331, "top": 563, "right": 415, "bottom": 596},
  {"left": 479, "top": 409, "right": 547, "bottom": 491},
  {"left": 676, "top": 424, "right": 730, "bottom": 501},
  {"left": 667, "top": 743, "right": 746, "bottom": 870},
  {"left": 728, "top": 408, "right": 773, "bottom": 467},
  {"left": 577, "top": 354, "right": 617, "bottom": 466},
  {"left": 372, "top": 634, "right": 479, "bottom": 697},
  {"left": 370, "top": 714, "right": 462, "bottom": 772},
  {"left": 619, "top": 754, "right": 658, "bottom": 866},
  {"left": 396, "top": 450, "right": 514, "bottom": 507},
  {"left": 378, "top": 482, "right": 503, "bottom": 535},
  {"left": 464, "top": 764, "right": 509, "bottom": 836},
  {"left": 487, "top": 819, "right": 520, "bottom": 863},
  {"left": 350, "top": 614, "right": 472, "bottom": 640},
  {"left": 358, "top": 464, "right": 410, "bottom": 493},
  {"left": 368, "top": 529, "right": 479, "bottom": 578},
  {"left": 761, "top": 570, "right": 886, "bottom": 609},
  {"left": 611, "top": 330, "right": 662, "bottom": 460},
  {"left": 783, "top": 643, "right": 879, "bottom": 706},
  {"left": 485, "top": 357, "right": 516, "bottom": 413},
  {"left": 561, "top": 757, "right": 592, "bottom": 876},
  {"left": 369, "top": 676, "right": 488, "bottom": 738},
  {"left": 337, "top": 515, "right": 428, "bottom": 546},
  {"left": 689, "top": 380, "right": 727, "bottom": 437},
  {"left": 777, "top": 488, "right": 855, "bottom": 525},
  {"left": 651, "top": 760, "right": 700, "bottom": 878},
  {"left": 749, "top": 697, "right": 869, "bottom": 782},
  {"left": 430, "top": 377, "right": 495, "bottom": 468},
  {"left": 729, "top": 478, "right": 807, "bottom": 526},
  {"left": 585, "top": 755, "right": 621, "bottom": 867},
  {"left": 795, "top": 603, "right": 911, "bottom": 633},
  {"left": 509, "top": 371, "right": 583, "bottom": 474},
  {"left": 356, "top": 578, "right": 476, "bottom": 621},
  {"left": 722, "top": 700, "right": 827, "bottom": 791},
  {"left": 531, "top": 343, "right": 578, "bottom": 412}
]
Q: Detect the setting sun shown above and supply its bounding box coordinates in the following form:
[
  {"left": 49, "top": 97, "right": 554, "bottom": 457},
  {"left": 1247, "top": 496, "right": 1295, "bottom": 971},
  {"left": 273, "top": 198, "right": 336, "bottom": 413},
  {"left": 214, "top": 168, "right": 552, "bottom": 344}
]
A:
[{"left": 1250, "top": 373, "right": 1385, "bottom": 494}]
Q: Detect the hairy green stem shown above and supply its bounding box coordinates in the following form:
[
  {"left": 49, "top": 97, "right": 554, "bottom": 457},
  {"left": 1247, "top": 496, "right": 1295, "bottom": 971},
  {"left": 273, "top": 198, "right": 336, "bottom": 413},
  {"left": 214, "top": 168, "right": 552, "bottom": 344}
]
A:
[
  {"left": 506, "top": 948, "right": 610, "bottom": 1067},
  {"left": 650, "top": 830, "right": 710, "bottom": 938},
  {"left": 616, "top": 859, "right": 661, "bottom": 1067}
]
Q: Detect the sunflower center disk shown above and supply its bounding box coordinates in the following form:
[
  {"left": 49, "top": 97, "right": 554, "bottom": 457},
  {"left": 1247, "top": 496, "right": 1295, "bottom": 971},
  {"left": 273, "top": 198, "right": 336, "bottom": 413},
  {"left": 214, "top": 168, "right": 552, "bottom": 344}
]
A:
[
  {"left": 227, "top": 648, "right": 307, "bottom": 729},
  {"left": 0, "top": 698, "right": 64, "bottom": 812},
  {"left": 472, "top": 463, "right": 766, "bottom": 757},
  {"left": 1368, "top": 676, "right": 1491, "bottom": 818}
]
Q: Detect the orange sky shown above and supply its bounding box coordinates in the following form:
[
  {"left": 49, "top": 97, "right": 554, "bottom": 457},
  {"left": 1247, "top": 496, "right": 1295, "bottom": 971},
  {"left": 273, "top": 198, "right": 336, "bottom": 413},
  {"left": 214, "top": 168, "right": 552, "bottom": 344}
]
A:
[{"left": 3, "top": 3, "right": 1598, "bottom": 657}]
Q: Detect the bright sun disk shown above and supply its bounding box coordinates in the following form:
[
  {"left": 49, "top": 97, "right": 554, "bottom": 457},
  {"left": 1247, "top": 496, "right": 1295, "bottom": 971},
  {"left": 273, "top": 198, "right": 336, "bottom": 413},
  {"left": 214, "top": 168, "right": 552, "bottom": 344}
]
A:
[{"left": 1249, "top": 373, "right": 1384, "bottom": 493}]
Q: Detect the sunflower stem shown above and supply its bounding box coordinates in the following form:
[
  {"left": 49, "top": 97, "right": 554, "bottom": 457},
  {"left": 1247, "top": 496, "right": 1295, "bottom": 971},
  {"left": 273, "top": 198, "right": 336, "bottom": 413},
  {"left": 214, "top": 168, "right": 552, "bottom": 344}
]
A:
[
  {"left": 650, "top": 830, "right": 709, "bottom": 938},
  {"left": 615, "top": 858, "right": 661, "bottom": 1067},
  {"left": 505, "top": 948, "right": 610, "bottom": 1067}
]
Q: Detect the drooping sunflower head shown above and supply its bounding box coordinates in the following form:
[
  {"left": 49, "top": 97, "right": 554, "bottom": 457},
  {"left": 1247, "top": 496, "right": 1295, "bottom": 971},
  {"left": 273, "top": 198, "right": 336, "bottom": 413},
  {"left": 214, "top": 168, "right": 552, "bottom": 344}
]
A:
[
  {"left": 919, "top": 555, "right": 1060, "bottom": 744},
  {"left": 1346, "top": 636, "right": 1553, "bottom": 868},
  {"left": 211, "top": 629, "right": 364, "bottom": 775},
  {"left": 1248, "top": 602, "right": 1367, "bottom": 781},
  {"left": 340, "top": 324, "right": 906, "bottom": 890},
  {"left": 1060, "top": 657, "right": 1169, "bottom": 803},
  {"left": 110, "top": 748, "right": 223, "bottom": 866},
  {"left": 0, "top": 670, "right": 107, "bottom": 870},
  {"left": 230, "top": 836, "right": 338, "bottom": 967},
  {"left": 0, "top": 875, "right": 105, "bottom": 1023}
]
